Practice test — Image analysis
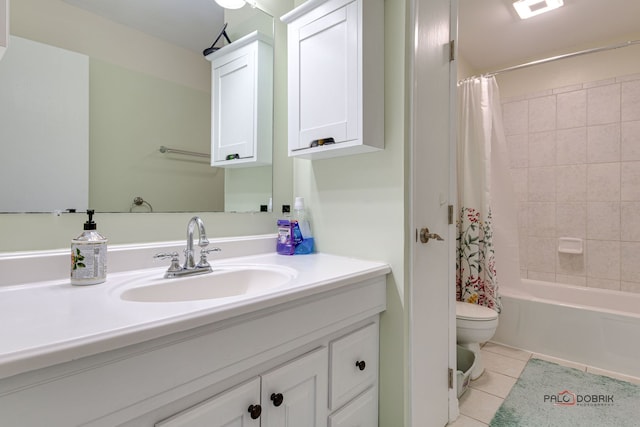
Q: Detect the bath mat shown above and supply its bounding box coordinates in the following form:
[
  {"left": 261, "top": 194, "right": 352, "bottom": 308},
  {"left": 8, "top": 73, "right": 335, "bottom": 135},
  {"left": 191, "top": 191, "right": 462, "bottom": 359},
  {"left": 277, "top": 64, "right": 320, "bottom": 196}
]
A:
[{"left": 490, "top": 358, "right": 640, "bottom": 427}]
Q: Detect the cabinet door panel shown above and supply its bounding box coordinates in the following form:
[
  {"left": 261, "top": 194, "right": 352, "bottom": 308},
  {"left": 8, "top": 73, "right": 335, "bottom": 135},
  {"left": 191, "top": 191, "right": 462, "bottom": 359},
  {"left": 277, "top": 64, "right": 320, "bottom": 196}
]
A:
[
  {"left": 213, "top": 50, "right": 256, "bottom": 160},
  {"left": 295, "top": 2, "right": 358, "bottom": 150},
  {"left": 156, "top": 378, "right": 260, "bottom": 427},
  {"left": 261, "top": 347, "right": 328, "bottom": 427},
  {"left": 284, "top": 0, "right": 384, "bottom": 159}
]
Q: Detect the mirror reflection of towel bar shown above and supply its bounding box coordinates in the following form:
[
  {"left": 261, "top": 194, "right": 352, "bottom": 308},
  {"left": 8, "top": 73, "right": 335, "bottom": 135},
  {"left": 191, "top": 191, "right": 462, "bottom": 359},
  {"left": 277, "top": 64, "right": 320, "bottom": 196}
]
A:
[{"left": 159, "top": 145, "right": 210, "bottom": 158}]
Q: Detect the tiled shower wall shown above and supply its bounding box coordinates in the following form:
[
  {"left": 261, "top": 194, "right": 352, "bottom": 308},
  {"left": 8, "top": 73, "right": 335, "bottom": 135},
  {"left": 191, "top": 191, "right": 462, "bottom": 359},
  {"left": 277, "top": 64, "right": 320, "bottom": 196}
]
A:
[{"left": 502, "top": 73, "right": 640, "bottom": 293}]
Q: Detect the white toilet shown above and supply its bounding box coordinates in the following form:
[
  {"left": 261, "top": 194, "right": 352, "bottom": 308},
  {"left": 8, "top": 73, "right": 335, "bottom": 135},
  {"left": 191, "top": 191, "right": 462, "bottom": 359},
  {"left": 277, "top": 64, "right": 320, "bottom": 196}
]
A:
[{"left": 456, "top": 301, "right": 499, "bottom": 380}]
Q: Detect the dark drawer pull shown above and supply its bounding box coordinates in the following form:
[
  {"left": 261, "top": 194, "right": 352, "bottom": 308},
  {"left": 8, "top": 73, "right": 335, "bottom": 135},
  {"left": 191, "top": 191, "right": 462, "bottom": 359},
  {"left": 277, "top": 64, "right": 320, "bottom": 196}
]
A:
[
  {"left": 310, "top": 137, "right": 335, "bottom": 148},
  {"left": 356, "top": 360, "right": 366, "bottom": 371}
]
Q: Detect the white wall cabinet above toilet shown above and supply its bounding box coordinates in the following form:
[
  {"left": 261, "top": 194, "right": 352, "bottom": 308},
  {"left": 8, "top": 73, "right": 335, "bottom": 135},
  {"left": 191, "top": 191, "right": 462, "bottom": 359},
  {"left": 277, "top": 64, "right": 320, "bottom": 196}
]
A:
[
  {"left": 206, "top": 31, "right": 273, "bottom": 168},
  {"left": 281, "top": 0, "right": 384, "bottom": 160}
]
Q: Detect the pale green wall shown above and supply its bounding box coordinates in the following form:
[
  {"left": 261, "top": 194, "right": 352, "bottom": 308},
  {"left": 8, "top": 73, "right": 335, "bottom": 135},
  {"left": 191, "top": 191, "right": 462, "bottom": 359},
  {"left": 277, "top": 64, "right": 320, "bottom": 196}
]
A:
[
  {"left": 291, "top": 0, "right": 408, "bottom": 425},
  {"left": 0, "top": 212, "right": 276, "bottom": 252}
]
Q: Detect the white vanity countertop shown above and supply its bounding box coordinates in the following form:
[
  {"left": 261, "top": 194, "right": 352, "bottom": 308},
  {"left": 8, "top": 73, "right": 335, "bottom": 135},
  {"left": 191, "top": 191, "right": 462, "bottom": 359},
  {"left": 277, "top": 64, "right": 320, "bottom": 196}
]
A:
[{"left": 0, "top": 252, "right": 390, "bottom": 381}]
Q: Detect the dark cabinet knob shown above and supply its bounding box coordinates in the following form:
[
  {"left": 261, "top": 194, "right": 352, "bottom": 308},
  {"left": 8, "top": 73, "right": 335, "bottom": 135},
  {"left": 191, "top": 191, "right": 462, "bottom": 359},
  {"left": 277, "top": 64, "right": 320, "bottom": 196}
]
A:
[
  {"left": 356, "top": 360, "right": 366, "bottom": 371},
  {"left": 270, "top": 392, "right": 284, "bottom": 407},
  {"left": 247, "top": 404, "right": 261, "bottom": 419}
]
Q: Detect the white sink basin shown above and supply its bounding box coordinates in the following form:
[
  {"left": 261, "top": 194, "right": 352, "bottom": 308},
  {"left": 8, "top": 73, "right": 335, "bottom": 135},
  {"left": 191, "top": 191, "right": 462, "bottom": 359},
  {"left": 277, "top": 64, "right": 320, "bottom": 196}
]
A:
[{"left": 120, "top": 266, "right": 295, "bottom": 303}]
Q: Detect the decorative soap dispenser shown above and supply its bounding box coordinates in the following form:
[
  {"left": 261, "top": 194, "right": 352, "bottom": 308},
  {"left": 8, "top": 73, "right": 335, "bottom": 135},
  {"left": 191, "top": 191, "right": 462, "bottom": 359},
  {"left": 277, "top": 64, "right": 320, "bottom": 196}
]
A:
[{"left": 71, "top": 210, "right": 108, "bottom": 285}]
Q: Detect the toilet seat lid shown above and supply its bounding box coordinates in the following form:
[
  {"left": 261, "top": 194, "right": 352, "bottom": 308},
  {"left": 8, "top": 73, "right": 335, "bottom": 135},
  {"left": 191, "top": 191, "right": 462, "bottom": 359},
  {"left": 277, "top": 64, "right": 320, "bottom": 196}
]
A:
[{"left": 456, "top": 301, "right": 498, "bottom": 320}]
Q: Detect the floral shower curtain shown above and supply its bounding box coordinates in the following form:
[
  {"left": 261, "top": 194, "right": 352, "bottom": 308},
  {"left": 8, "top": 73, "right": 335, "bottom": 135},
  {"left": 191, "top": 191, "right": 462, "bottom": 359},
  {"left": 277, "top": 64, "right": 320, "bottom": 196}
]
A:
[{"left": 456, "top": 76, "right": 505, "bottom": 312}]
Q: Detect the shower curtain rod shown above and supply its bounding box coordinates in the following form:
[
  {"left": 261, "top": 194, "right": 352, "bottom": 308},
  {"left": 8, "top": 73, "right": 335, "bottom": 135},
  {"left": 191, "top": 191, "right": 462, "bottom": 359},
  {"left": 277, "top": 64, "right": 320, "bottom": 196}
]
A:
[{"left": 484, "top": 39, "right": 640, "bottom": 77}]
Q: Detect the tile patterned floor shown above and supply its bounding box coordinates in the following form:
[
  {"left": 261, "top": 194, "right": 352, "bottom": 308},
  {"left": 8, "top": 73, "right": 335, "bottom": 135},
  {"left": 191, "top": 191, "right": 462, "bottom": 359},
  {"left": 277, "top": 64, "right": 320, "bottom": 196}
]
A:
[{"left": 448, "top": 342, "right": 640, "bottom": 426}]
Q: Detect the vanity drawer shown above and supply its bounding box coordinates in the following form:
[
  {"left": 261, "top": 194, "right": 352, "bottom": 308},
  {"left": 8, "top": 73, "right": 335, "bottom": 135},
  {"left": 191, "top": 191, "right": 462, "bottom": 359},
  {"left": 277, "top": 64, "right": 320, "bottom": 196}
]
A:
[
  {"left": 328, "top": 386, "right": 377, "bottom": 427},
  {"left": 329, "top": 322, "right": 378, "bottom": 410}
]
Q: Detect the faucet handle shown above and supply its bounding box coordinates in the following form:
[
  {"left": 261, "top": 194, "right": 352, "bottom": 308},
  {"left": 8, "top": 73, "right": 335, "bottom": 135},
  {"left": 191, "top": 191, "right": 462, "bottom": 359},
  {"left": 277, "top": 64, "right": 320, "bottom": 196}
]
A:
[
  {"left": 154, "top": 252, "right": 182, "bottom": 273},
  {"left": 201, "top": 247, "right": 221, "bottom": 254},
  {"left": 154, "top": 251, "right": 179, "bottom": 260},
  {"left": 197, "top": 247, "right": 221, "bottom": 268}
]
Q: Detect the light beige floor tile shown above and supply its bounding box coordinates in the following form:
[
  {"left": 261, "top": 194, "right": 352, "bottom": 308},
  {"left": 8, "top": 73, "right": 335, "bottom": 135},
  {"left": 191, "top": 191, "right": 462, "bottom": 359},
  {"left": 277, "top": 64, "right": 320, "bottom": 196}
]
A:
[
  {"left": 484, "top": 342, "right": 532, "bottom": 361},
  {"left": 532, "top": 353, "right": 587, "bottom": 371},
  {"left": 447, "top": 413, "right": 488, "bottom": 427},
  {"left": 458, "top": 388, "right": 503, "bottom": 424},
  {"left": 456, "top": 347, "right": 640, "bottom": 427},
  {"left": 469, "top": 369, "right": 517, "bottom": 399},
  {"left": 481, "top": 349, "right": 527, "bottom": 378},
  {"left": 586, "top": 366, "right": 640, "bottom": 385}
]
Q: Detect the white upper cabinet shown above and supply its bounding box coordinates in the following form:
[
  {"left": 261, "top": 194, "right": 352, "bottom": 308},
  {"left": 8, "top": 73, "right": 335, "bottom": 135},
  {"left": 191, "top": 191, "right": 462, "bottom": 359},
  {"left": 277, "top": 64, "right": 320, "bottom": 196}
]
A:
[
  {"left": 0, "top": 0, "right": 7, "bottom": 62},
  {"left": 281, "top": 0, "right": 384, "bottom": 160},
  {"left": 206, "top": 31, "right": 273, "bottom": 168}
]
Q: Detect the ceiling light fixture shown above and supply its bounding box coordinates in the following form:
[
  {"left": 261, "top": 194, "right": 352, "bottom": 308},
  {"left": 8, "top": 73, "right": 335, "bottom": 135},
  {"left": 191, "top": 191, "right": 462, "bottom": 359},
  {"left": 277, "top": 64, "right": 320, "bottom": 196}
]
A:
[
  {"left": 513, "top": 0, "right": 564, "bottom": 20},
  {"left": 214, "top": 0, "right": 246, "bottom": 9}
]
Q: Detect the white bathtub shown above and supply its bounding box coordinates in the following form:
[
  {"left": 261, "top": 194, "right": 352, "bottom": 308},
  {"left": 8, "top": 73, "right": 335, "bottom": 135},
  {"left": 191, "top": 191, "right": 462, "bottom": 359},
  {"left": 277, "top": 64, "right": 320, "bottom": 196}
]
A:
[{"left": 492, "top": 279, "right": 640, "bottom": 378}]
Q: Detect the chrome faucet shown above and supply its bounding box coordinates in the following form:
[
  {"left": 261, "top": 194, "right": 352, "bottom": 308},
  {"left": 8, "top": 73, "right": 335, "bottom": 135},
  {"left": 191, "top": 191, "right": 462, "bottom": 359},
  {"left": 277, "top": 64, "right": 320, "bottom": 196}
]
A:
[
  {"left": 184, "top": 216, "right": 209, "bottom": 269},
  {"left": 154, "top": 216, "right": 221, "bottom": 278}
]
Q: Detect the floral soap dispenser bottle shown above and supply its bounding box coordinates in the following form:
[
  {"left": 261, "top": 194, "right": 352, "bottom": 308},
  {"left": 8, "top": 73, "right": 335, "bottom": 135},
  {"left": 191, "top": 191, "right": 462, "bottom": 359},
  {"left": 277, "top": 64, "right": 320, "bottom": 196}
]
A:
[{"left": 71, "top": 210, "right": 108, "bottom": 285}]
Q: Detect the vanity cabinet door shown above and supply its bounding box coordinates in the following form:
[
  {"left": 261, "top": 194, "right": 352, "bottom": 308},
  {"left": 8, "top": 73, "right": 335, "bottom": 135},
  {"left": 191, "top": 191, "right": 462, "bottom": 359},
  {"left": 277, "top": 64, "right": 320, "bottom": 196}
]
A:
[
  {"left": 261, "top": 347, "right": 329, "bottom": 427},
  {"left": 156, "top": 378, "right": 261, "bottom": 427}
]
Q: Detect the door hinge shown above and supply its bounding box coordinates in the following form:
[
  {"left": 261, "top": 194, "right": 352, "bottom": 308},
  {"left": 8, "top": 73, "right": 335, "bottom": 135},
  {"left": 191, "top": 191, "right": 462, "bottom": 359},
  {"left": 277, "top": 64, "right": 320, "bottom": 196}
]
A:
[
  {"left": 448, "top": 368, "right": 454, "bottom": 389},
  {"left": 449, "top": 40, "right": 456, "bottom": 62},
  {"left": 448, "top": 205, "right": 454, "bottom": 225}
]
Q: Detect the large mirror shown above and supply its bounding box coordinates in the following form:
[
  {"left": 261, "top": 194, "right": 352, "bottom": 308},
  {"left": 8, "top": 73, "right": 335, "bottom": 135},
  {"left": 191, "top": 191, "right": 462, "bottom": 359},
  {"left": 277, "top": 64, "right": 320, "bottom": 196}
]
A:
[{"left": 0, "top": 0, "right": 274, "bottom": 214}]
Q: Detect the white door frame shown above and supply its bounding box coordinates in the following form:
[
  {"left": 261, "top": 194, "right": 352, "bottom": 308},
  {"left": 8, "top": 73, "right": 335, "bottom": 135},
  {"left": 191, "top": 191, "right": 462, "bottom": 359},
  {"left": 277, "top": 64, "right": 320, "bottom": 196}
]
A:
[
  {"left": 447, "top": 0, "right": 460, "bottom": 420},
  {"left": 407, "top": 0, "right": 458, "bottom": 425}
]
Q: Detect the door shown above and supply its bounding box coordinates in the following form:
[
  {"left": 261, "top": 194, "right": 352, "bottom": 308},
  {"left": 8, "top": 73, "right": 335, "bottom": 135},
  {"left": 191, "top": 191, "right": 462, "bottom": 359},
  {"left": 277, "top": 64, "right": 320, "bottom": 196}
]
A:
[
  {"left": 155, "top": 378, "right": 261, "bottom": 427},
  {"left": 289, "top": 1, "right": 358, "bottom": 151},
  {"left": 408, "top": 0, "right": 456, "bottom": 425},
  {"left": 212, "top": 46, "right": 256, "bottom": 161},
  {"left": 260, "top": 347, "right": 328, "bottom": 427}
]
